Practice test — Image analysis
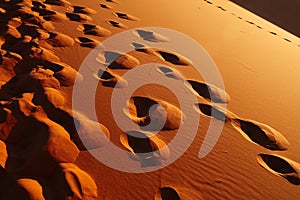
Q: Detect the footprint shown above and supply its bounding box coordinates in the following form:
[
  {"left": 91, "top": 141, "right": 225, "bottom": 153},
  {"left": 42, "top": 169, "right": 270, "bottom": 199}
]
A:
[
  {"left": 125, "top": 96, "right": 183, "bottom": 131},
  {"left": 97, "top": 51, "right": 140, "bottom": 69},
  {"left": 186, "top": 80, "right": 231, "bottom": 103},
  {"left": 44, "top": 0, "right": 71, "bottom": 7},
  {"left": 193, "top": 103, "right": 234, "bottom": 122},
  {"left": 257, "top": 154, "right": 300, "bottom": 185},
  {"left": 99, "top": 4, "right": 112, "bottom": 9},
  {"left": 156, "top": 66, "right": 185, "bottom": 80},
  {"left": 77, "top": 24, "right": 111, "bottom": 37},
  {"left": 106, "top": 0, "right": 119, "bottom": 3},
  {"left": 134, "top": 29, "right": 170, "bottom": 42},
  {"left": 75, "top": 37, "right": 100, "bottom": 48},
  {"left": 130, "top": 42, "right": 155, "bottom": 54},
  {"left": 113, "top": 12, "right": 140, "bottom": 21},
  {"left": 106, "top": 20, "right": 127, "bottom": 28},
  {"left": 154, "top": 50, "right": 192, "bottom": 66},
  {"left": 65, "top": 12, "right": 92, "bottom": 22},
  {"left": 231, "top": 118, "right": 289, "bottom": 150},
  {"left": 120, "top": 130, "right": 169, "bottom": 167},
  {"left": 71, "top": 5, "right": 97, "bottom": 15},
  {"left": 93, "top": 68, "right": 127, "bottom": 88},
  {"left": 155, "top": 187, "right": 201, "bottom": 200},
  {"left": 155, "top": 187, "right": 180, "bottom": 200}
]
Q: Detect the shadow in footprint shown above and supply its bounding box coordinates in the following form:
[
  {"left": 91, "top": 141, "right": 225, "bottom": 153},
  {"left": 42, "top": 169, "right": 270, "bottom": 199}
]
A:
[
  {"left": 155, "top": 187, "right": 180, "bottom": 200},
  {"left": 257, "top": 154, "right": 300, "bottom": 185},
  {"left": 106, "top": 20, "right": 127, "bottom": 28},
  {"left": 193, "top": 103, "right": 230, "bottom": 122},
  {"left": 72, "top": 6, "right": 97, "bottom": 14},
  {"left": 113, "top": 12, "right": 140, "bottom": 21},
  {"left": 231, "top": 119, "right": 289, "bottom": 151},
  {"left": 98, "top": 51, "right": 140, "bottom": 69},
  {"left": 99, "top": 4, "right": 111, "bottom": 9}
]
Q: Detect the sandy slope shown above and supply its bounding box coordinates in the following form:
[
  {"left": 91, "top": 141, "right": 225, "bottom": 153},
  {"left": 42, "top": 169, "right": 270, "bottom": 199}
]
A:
[{"left": 0, "top": 0, "right": 300, "bottom": 199}]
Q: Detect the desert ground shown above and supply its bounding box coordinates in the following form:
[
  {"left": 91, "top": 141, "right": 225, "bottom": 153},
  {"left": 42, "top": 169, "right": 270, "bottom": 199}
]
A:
[{"left": 0, "top": 0, "right": 300, "bottom": 199}]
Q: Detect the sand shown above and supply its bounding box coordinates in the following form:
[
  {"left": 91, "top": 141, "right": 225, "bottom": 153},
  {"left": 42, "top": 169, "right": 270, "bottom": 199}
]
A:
[{"left": 0, "top": 0, "right": 300, "bottom": 199}]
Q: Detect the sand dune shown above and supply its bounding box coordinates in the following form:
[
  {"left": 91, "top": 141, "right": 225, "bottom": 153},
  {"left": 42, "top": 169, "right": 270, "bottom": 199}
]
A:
[{"left": 257, "top": 154, "right": 300, "bottom": 185}]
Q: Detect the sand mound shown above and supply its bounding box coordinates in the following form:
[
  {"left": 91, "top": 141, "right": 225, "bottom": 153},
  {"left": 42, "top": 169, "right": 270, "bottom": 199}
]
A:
[
  {"left": 75, "top": 36, "right": 100, "bottom": 49},
  {"left": 120, "top": 130, "right": 169, "bottom": 167},
  {"left": 125, "top": 96, "right": 183, "bottom": 131},
  {"left": 186, "top": 80, "right": 231, "bottom": 103},
  {"left": 113, "top": 12, "right": 140, "bottom": 21},
  {"left": 106, "top": 20, "right": 127, "bottom": 29},
  {"left": 155, "top": 50, "right": 192, "bottom": 66},
  {"left": 133, "top": 29, "right": 170, "bottom": 42},
  {"left": 34, "top": 87, "right": 65, "bottom": 108},
  {"left": 77, "top": 23, "right": 111, "bottom": 37},
  {"left": 17, "top": 178, "right": 45, "bottom": 200},
  {"left": 0, "top": 140, "right": 7, "bottom": 168},
  {"left": 44, "top": 61, "right": 83, "bottom": 86},
  {"left": 93, "top": 68, "right": 128, "bottom": 88},
  {"left": 71, "top": 111, "right": 110, "bottom": 151},
  {"left": 257, "top": 154, "right": 300, "bottom": 185},
  {"left": 231, "top": 118, "right": 289, "bottom": 150},
  {"left": 53, "top": 163, "right": 97, "bottom": 200},
  {"left": 46, "top": 32, "right": 74, "bottom": 47}
]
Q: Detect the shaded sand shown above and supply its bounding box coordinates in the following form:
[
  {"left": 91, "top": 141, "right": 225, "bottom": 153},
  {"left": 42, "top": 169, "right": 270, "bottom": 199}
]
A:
[
  {"left": 231, "top": 118, "right": 289, "bottom": 150},
  {"left": 93, "top": 68, "right": 128, "bottom": 88},
  {"left": 120, "top": 130, "right": 170, "bottom": 167},
  {"left": 77, "top": 24, "right": 111, "bottom": 37},
  {"left": 257, "top": 154, "right": 300, "bottom": 185},
  {"left": 186, "top": 80, "right": 231, "bottom": 103},
  {"left": 125, "top": 96, "right": 183, "bottom": 131},
  {"left": 133, "top": 29, "right": 170, "bottom": 42}
]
